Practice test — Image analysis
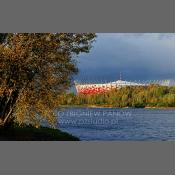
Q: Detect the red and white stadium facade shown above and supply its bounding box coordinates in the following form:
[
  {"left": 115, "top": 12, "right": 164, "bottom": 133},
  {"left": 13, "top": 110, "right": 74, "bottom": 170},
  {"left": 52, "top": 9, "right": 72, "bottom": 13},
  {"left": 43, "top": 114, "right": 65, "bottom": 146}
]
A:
[{"left": 75, "top": 80, "right": 147, "bottom": 94}]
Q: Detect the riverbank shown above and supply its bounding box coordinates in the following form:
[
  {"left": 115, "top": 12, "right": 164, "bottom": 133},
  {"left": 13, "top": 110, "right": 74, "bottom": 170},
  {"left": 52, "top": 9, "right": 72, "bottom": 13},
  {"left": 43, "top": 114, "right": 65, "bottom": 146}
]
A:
[
  {"left": 0, "top": 126, "right": 79, "bottom": 141},
  {"left": 60, "top": 105, "right": 175, "bottom": 110}
]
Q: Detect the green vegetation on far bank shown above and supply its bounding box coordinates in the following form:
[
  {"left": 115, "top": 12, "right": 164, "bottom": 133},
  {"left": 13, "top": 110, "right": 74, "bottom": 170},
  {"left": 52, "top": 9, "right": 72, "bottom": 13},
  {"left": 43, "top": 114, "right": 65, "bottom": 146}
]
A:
[{"left": 60, "top": 85, "right": 175, "bottom": 108}]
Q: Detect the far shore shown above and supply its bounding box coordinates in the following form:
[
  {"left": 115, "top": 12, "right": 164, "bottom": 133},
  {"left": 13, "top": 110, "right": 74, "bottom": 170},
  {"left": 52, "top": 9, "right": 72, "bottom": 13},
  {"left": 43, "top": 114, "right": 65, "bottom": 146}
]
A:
[{"left": 60, "top": 105, "right": 175, "bottom": 110}]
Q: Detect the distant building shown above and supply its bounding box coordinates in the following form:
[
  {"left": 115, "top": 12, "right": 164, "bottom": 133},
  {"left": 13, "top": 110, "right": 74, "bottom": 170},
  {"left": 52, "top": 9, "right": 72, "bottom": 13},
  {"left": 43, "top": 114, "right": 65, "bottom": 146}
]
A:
[
  {"left": 75, "top": 80, "right": 147, "bottom": 94},
  {"left": 74, "top": 79, "right": 175, "bottom": 95}
]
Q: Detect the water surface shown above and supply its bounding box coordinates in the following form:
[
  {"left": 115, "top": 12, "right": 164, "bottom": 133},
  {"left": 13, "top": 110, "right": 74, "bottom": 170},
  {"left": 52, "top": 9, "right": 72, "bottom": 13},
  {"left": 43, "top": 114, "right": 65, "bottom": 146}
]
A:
[{"left": 58, "top": 108, "right": 175, "bottom": 141}]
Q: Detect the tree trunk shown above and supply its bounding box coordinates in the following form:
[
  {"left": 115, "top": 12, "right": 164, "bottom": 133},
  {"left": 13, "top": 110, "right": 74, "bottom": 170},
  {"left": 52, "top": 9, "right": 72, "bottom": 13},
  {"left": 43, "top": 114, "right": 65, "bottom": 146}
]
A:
[{"left": 0, "top": 89, "right": 19, "bottom": 127}]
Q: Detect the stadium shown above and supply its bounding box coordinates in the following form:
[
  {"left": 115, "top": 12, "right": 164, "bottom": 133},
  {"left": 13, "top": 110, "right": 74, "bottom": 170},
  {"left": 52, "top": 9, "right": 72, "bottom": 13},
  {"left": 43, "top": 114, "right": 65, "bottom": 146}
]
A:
[{"left": 75, "top": 79, "right": 175, "bottom": 94}]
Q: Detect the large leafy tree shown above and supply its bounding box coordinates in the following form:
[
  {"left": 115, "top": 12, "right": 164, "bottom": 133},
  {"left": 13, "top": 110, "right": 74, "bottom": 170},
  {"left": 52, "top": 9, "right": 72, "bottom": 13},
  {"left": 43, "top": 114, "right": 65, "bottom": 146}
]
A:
[{"left": 0, "top": 33, "right": 96, "bottom": 127}]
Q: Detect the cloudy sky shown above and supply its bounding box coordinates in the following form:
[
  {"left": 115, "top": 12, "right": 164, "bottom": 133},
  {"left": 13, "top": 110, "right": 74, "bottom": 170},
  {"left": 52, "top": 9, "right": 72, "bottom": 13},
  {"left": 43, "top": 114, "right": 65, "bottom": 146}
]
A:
[{"left": 75, "top": 33, "right": 175, "bottom": 82}]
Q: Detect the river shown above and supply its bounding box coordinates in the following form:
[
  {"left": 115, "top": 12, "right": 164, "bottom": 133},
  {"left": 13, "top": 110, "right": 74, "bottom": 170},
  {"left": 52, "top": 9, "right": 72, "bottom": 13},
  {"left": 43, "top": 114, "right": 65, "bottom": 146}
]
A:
[{"left": 57, "top": 108, "right": 175, "bottom": 141}]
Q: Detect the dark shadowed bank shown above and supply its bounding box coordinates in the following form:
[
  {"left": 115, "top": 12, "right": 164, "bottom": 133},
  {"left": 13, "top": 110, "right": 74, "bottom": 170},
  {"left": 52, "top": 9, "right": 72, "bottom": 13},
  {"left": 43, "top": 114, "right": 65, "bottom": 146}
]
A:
[{"left": 0, "top": 125, "right": 79, "bottom": 141}]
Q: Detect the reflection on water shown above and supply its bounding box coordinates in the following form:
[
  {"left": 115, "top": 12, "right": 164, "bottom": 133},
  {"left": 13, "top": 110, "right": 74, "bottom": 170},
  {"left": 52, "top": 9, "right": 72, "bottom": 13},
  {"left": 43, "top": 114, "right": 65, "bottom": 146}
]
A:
[{"left": 58, "top": 108, "right": 175, "bottom": 141}]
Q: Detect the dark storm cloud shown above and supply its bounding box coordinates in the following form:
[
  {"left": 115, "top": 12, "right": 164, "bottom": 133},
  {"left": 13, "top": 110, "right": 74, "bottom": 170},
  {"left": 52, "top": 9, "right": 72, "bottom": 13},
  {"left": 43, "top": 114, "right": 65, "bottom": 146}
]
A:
[{"left": 75, "top": 33, "right": 175, "bottom": 82}]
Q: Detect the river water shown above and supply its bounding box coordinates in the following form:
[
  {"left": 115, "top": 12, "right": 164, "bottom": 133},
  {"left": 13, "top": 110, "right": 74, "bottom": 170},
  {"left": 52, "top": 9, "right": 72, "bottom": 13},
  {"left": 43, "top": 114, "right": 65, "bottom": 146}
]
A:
[{"left": 57, "top": 108, "right": 175, "bottom": 141}]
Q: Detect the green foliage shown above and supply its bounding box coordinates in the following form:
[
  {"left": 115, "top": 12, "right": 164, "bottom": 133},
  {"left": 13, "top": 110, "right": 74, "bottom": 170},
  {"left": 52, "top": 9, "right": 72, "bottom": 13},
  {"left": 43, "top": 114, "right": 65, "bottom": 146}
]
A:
[{"left": 61, "top": 85, "right": 175, "bottom": 108}]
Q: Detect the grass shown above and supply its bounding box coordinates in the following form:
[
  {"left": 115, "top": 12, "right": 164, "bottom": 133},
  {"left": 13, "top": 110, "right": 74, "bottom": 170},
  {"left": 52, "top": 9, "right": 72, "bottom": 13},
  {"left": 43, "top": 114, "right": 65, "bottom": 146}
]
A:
[{"left": 0, "top": 126, "right": 79, "bottom": 141}]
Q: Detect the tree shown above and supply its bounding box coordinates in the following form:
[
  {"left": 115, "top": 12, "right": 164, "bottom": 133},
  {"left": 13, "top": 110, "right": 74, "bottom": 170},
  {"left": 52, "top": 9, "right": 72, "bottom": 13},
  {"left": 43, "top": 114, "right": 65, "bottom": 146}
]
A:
[{"left": 0, "top": 33, "right": 96, "bottom": 127}]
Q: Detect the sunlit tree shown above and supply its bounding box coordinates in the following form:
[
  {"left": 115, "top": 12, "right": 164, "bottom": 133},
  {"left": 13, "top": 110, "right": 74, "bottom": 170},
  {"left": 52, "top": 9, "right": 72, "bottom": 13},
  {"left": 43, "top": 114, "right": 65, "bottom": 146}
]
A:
[{"left": 0, "top": 33, "right": 96, "bottom": 127}]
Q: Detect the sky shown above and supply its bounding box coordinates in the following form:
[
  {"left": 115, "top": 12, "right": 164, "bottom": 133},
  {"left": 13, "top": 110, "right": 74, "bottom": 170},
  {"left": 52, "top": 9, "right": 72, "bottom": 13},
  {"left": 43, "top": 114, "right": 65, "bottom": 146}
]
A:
[{"left": 74, "top": 33, "right": 175, "bottom": 82}]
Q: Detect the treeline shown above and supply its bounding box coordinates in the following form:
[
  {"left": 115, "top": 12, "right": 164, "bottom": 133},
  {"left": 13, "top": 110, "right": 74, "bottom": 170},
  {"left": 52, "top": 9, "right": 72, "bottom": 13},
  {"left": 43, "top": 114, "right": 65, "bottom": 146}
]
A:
[{"left": 59, "top": 85, "right": 175, "bottom": 108}]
